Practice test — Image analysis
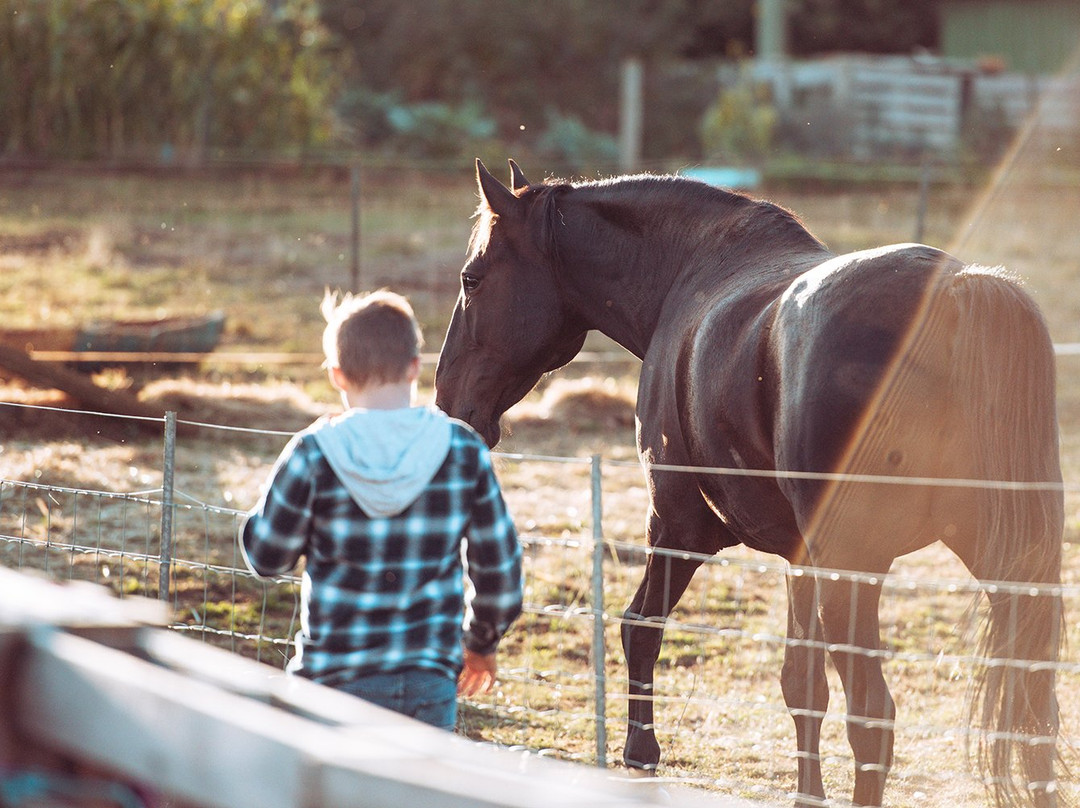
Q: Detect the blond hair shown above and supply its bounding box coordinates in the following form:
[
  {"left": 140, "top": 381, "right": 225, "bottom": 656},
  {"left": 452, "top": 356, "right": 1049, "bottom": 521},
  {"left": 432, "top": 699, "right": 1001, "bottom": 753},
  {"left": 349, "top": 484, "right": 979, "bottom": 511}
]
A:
[{"left": 321, "top": 289, "right": 423, "bottom": 388}]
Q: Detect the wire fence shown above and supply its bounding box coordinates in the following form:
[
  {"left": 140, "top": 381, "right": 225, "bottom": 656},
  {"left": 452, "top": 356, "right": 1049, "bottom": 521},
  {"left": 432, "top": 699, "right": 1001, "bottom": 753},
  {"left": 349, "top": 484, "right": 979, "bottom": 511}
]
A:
[{"left": 3, "top": 398, "right": 1080, "bottom": 807}]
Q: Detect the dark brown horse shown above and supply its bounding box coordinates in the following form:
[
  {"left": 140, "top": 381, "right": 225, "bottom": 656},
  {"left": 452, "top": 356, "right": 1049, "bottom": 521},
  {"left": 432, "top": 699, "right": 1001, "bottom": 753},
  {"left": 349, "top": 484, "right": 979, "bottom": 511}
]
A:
[{"left": 435, "top": 159, "right": 1064, "bottom": 808}]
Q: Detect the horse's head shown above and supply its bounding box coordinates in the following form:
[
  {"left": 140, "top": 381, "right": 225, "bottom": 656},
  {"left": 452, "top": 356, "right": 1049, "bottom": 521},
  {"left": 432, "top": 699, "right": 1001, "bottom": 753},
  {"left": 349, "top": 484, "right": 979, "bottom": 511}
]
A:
[{"left": 434, "top": 159, "right": 587, "bottom": 447}]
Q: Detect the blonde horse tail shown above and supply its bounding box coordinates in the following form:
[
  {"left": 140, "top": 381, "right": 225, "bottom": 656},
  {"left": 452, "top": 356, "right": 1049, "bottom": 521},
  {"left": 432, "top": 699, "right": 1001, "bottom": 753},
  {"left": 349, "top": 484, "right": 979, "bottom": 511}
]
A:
[{"left": 950, "top": 267, "right": 1064, "bottom": 808}]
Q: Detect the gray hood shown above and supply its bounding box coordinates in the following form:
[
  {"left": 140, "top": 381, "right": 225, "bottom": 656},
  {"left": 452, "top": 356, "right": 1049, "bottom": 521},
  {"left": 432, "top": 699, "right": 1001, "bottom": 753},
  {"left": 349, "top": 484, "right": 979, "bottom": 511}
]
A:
[{"left": 310, "top": 406, "right": 453, "bottom": 518}]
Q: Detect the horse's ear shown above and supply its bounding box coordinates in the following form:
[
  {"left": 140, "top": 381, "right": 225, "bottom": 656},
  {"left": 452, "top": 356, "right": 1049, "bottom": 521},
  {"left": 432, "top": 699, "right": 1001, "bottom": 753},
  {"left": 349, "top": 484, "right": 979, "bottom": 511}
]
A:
[
  {"left": 476, "top": 158, "right": 518, "bottom": 218},
  {"left": 508, "top": 159, "right": 530, "bottom": 191}
]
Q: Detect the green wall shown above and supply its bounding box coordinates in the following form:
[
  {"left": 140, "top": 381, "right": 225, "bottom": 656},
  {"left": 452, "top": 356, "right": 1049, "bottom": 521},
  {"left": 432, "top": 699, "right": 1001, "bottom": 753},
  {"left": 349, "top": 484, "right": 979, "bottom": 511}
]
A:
[{"left": 941, "top": 0, "right": 1080, "bottom": 75}]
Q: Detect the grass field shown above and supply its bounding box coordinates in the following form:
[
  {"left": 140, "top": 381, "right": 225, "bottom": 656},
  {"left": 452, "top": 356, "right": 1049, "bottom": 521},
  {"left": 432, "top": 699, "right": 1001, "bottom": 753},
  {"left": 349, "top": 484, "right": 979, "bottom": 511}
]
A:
[{"left": 2, "top": 155, "right": 1080, "bottom": 806}]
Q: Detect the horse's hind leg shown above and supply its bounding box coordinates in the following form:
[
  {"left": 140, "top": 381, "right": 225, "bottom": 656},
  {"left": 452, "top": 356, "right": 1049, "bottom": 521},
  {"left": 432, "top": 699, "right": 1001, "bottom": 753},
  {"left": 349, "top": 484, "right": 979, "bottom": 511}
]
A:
[
  {"left": 621, "top": 549, "right": 702, "bottom": 773},
  {"left": 782, "top": 567, "right": 829, "bottom": 807},
  {"left": 817, "top": 569, "right": 894, "bottom": 807}
]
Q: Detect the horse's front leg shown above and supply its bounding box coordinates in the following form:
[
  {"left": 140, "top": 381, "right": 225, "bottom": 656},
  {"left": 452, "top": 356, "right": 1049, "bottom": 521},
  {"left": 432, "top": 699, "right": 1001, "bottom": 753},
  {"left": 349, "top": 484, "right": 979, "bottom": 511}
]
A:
[
  {"left": 621, "top": 549, "right": 702, "bottom": 773},
  {"left": 781, "top": 566, "right": 829, "bottom": 808}
]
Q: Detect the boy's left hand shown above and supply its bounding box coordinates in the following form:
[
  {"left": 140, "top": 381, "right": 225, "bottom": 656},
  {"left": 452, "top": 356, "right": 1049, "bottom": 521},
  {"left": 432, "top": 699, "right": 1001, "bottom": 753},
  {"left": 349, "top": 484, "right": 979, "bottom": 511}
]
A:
[{"left": 458, "top": 648, "right": 497, "bottom": 695}]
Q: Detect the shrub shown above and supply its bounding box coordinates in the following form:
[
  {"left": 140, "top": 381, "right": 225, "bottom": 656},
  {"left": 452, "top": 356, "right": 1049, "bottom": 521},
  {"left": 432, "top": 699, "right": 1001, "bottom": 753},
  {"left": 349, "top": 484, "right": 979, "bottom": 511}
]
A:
[
  {"left": 699, "top": 81, "right": 777, "bottom": 163},
  {"left": 534, "top": 109, "right": 620, "bottom": 173}
]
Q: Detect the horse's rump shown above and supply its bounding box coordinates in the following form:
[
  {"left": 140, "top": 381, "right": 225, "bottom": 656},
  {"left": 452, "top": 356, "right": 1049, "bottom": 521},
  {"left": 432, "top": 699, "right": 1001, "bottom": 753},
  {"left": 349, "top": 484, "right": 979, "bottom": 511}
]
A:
[{"left": 767, "top": 247, "right": 1057, "bottom": 552}]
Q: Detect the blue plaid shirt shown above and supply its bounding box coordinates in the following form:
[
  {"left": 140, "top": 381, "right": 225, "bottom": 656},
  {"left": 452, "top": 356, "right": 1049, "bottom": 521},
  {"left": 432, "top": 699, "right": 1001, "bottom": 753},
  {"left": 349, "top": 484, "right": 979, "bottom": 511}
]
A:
[{"left": 240, "top": 420, "right": 522, "bottom": 687}]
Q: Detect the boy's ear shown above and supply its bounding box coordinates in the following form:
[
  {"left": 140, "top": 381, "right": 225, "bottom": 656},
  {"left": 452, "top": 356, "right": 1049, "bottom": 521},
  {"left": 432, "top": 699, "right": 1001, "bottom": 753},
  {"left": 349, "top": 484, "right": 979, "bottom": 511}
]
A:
[
  {"left": 406, "top": 356, "right": 422, "bottom": 382},
  {"left": 328, "top": 365, "right": 349, "bottom": 391}
]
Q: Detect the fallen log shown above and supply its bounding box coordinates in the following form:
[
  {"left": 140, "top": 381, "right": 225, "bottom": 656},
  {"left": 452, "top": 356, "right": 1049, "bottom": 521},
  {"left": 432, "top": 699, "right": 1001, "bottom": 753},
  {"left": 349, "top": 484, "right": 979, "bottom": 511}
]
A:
[{"left": 0, "top": 343, "right": 166, "bottom": 436}]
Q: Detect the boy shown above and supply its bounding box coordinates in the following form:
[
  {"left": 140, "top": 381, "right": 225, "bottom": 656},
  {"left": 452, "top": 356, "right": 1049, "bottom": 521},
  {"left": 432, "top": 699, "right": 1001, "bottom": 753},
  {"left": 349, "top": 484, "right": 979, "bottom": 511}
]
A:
[{"left": 239, "top": 289, "right": 523, "bottom": 730}]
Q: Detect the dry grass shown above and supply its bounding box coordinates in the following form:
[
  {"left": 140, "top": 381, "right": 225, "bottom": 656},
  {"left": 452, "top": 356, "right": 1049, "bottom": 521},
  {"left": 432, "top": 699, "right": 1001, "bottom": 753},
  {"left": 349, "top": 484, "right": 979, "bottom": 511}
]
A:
[{"left": 2, "top": 152, "right": 1080, "bottom": 806}]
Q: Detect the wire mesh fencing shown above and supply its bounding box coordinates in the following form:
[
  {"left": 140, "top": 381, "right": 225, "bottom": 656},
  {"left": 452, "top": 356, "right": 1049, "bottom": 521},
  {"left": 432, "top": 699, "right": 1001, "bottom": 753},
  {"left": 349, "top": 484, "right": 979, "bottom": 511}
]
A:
[{"left": 2, "top": 400, "right": 1080, "bottom": 807}]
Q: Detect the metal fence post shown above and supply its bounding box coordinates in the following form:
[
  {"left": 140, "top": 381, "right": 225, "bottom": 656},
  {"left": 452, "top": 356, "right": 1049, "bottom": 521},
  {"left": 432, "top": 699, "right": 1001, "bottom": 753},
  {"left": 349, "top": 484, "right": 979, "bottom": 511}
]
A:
[
  {"left": 350, "top": 162, "right": 362, "bottom": 293},
  {"left": 159, "top": 411, "right": 177, "bottom": 602},
  {"left": 590, "top": 453, "right": 607, "bottom": 768}
]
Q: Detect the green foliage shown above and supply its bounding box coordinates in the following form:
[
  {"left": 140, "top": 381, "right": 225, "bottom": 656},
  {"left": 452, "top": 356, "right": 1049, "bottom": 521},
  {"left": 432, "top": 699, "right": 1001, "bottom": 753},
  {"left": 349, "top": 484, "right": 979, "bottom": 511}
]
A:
[
  {"left": 383, "top": 97, "right": 496, "bottom": 161},
  {"left": 319, "top": 0, "right": 640, "bottom": 161},
  {"left": 337, "top": 88, "right": 498, "bottom": 160},
  {"left": 387, "top": 100, "right": 496, "bottom": 160},
  {"left": 0, "top": 0, "right": 343, "bottom": 160},
  {"left": 699, "top": 82, "right": 777, "bottom": 163},
  {"left": 335, "top": 87, "right": 398, "bottom": 146},
  {"left": 535, "top": 110, "right": 620, "bottom": 173}
]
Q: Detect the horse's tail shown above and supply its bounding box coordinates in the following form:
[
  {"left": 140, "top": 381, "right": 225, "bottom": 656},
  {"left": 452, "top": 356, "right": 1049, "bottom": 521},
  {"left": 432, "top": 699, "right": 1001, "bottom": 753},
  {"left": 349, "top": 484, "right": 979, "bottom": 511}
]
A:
[{"left": 947, "top": 266, "right": 1065, "bottom": 807}]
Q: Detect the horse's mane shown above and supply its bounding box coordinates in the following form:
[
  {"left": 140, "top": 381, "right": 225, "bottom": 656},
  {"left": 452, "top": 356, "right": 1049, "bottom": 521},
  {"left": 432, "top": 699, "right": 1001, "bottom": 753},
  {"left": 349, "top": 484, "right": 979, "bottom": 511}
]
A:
[
  {"left": 528, "top": 173, "right": 826, "bottom": 258},
  {"left": 469, "top": 172, "right": 825, "bottom": 266}
]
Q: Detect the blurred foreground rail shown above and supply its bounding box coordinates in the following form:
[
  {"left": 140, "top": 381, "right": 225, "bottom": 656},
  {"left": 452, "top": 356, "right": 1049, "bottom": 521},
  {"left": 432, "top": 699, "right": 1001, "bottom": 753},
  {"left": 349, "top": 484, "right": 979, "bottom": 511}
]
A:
[{"left": 0, "top": 567, "right": 736, "bottom": 808}]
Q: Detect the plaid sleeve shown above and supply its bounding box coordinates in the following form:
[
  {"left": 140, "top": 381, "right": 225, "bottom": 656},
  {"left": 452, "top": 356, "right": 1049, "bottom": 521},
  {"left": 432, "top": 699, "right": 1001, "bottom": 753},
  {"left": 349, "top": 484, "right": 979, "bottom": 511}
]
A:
[
  {"left": 463, "top": 444, "right": 523, "bottom": 655},
  {"left": 239, "top": 434, "right": 316, "bottom": 577}
]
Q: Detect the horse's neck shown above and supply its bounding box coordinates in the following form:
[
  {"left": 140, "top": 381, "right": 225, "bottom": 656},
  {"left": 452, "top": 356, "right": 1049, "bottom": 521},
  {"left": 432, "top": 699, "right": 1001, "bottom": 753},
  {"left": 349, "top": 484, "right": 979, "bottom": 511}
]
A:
[
  {"left": 559, "top": 233, "right": 805, "bottom": 361},
  {"left": 556, "top": 188, "right": 830, "bottom": 359},
  {"left": 562, "top": 255, "right": 671, "bottom": 360}
]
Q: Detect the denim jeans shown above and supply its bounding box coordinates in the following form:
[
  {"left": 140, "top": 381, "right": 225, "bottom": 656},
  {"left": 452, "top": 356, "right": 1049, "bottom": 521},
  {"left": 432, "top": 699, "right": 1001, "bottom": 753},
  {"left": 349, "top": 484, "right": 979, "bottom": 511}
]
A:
[{"left": 338, "top": 669, "right": 457, "bottom": 731}]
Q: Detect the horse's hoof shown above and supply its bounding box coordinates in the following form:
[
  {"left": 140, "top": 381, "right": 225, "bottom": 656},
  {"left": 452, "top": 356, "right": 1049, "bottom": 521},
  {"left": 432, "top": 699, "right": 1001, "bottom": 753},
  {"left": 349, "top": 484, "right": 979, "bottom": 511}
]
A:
[{"left": 626, "top": 766, "right": 657, "bottom": 779}]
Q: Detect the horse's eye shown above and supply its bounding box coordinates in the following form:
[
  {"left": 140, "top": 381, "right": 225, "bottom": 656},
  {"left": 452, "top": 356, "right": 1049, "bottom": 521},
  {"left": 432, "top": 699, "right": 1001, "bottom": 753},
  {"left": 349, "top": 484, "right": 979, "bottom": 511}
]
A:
[{"left": 461, "top": 273, "right": 481, "bottom": 294}]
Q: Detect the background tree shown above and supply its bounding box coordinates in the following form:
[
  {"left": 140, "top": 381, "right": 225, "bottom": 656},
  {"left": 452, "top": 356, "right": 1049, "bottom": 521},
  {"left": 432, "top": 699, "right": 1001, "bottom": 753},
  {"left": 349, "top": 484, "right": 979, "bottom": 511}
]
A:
[{"left": 0, "top": 0, "right": 341, "bottom": 161}]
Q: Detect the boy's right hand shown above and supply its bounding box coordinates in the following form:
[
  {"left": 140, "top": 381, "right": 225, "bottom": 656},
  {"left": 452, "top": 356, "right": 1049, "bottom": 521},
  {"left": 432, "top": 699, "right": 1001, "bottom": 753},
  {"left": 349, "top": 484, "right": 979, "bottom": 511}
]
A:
[{"left": 458, "top": 648, "right": 497, "bottom": 696}]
